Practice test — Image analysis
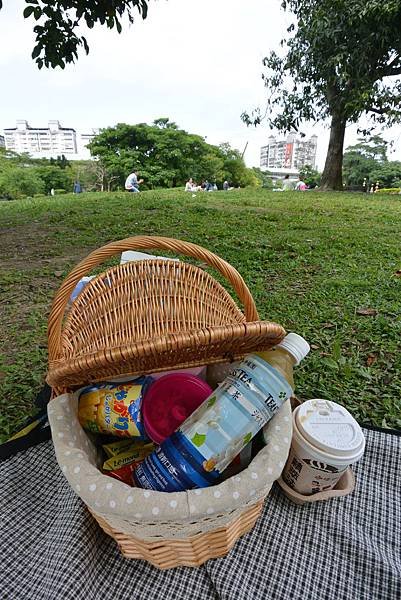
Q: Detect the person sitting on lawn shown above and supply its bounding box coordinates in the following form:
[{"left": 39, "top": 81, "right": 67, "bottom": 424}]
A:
[
  {"left": 185, "top": 178, "right": 194, "bottom": 192},
  {"left": 295, "top": 177, "right": 308, "bottom": 191},
  {"left": 282, "top": 175, "right": 294, "bottom": 191},
  {"left": 125, "top": 170, "right": 143, "bottom": 193}
]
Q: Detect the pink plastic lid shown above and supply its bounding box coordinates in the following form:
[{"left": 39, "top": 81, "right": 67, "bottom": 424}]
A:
[{"left": 142, "top": 373, "right": 213, "bottom": 444}]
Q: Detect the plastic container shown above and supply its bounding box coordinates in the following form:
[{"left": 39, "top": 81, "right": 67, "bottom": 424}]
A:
[
  {"left": 142, "top": 373, "right": 213, "bottom": 444},
  {"left": 134, "top": 334, "right": 310, "bottom": 492},
  {"left": 282, "top": 399, "right": 365, "bottom": 495},
  {"left": 260, "top": 333, "right": 310, "bottom": 444}
]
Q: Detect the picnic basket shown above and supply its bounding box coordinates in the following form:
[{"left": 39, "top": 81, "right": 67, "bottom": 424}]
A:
[{"left": 47, "top": 235, "right": 292, "bottom": 569}]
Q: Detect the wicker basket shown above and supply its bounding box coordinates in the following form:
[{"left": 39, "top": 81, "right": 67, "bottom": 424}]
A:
[{"left": 47, "top": 236, "right": 289, "bottom": 568}]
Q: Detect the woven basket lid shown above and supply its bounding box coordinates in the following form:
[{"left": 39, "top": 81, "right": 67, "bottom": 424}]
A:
[{"left": 47, "top": 237, "right": 285, "bottom": 389}]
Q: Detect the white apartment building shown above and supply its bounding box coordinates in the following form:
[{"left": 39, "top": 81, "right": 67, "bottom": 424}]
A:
[
  {"left": 260, "top": 133, "right": 317, "bottom": 171},
  {"left": 79, "top": 129, "right": 100, "bottom": 156},
  {"left": 0, "top": 134, "right": 5, "bottom": 148},
  {"left": 3, "top": 120, "right": 77, "bottom": 157}
]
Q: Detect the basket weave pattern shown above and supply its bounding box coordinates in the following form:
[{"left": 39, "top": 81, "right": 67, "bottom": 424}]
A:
[
  {"left": 47, "top": 236, "right": 290, "bottom": 568},
  {"left": 49, "top": 260, "right": 283, "bottom": 388},
  {"left": 90, "top": 501, "right": 264, "bottom": 569},
  {"left": 47, "top": 236, "right": 285, "bottom": 389},
  {"left": 48, "top": 393, "right": 292, "bottom": 568}
]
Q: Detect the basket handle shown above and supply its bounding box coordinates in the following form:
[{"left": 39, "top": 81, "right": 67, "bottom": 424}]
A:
[{"left": 48, "top": 235, "right": 259, "bottom": 362}]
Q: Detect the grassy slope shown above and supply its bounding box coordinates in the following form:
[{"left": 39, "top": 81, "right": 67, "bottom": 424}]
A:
[{"left": 0, "top": 189, "right": 400, "bottom": 441}]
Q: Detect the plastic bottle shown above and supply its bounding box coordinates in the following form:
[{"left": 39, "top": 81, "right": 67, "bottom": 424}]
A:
[
  {"left": 133, "top": 333, "right": 310, "bottom": 491},
  {"left": 256, "top": 332, "right": 308, "bottom": 391}
]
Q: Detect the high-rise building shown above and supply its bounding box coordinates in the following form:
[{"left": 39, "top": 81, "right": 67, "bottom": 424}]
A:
[
  {"left": 260, "top": 133, "right": 317, "bottom": 170},
  {"left": 3, "top": 120, "right": 77, "bottom": 157}
]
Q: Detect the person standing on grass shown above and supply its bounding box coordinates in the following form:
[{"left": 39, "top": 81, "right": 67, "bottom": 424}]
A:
[
  {"left": 125, "top": 170, "right": 143, "bottom": 193},
  {"left": 73, "top": 181, "right": 82, "bottom": 194}
]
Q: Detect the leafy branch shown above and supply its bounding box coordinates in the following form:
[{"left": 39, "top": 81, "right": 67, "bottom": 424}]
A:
[{"left": 2, "top": 0, "right": 149, "bottom": 69}]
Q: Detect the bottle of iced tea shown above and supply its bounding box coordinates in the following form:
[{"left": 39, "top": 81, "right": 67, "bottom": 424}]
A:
[{"left": 134, "top": 334, "right": 310, "bottom": 491}]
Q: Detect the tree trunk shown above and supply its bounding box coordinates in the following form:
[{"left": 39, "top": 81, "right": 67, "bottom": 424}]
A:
[{"left": 320, "top": 114, "right": 347, "bottom": 190}]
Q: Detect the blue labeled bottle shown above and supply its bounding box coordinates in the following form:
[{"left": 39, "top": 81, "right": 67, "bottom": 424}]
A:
[{"left": 133, "top": 334, "right": 310, "bottom": 491}]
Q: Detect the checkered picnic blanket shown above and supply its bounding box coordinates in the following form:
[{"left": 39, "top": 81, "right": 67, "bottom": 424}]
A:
[{"left": 2, "top": 428, "right": 400, "bottom": 600}]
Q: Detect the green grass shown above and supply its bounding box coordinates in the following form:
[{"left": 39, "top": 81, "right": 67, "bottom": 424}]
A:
[{"left": 0, "top": 188, "right": 400, "bottom": 441}]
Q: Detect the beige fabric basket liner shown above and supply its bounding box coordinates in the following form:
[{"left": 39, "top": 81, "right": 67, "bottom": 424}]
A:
[{"left": 49, "top": 393, "right": 292, "bottom": 541}]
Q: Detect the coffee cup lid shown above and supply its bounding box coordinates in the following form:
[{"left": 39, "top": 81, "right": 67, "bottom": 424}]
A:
[{"left": 295, "top": 399, "right": 365, "bottom": 460}]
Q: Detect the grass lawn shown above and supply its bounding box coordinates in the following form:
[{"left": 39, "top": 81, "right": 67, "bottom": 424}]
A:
[{"left": 0, "top": 188, "right": 400, "bottom": 441}]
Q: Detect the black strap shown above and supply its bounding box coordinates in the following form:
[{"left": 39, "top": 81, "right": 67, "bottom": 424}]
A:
[
  {"left": 34, "top": 383, "right": 52, "bottom": 409},
  {"left": 0, "top": 385, "right": 52, "bottom": 461}
]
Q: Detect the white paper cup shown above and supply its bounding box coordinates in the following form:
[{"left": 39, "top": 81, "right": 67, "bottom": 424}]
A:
[{"left": 282, "top": 399, "right": 365, "bottom": 495}]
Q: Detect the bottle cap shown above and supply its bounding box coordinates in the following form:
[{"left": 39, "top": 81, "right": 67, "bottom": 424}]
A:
[{"left": 277, "top": 333, "right": 310, "bottom": 365}]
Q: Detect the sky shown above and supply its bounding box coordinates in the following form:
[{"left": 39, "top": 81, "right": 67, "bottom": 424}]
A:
[{"left": 1, "top": 0, "right": 401, "bottom": 169}]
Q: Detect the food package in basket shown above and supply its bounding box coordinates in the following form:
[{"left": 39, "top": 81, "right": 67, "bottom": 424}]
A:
[{"left": 78, "top": 377, "right": 153, "bottom": 439}]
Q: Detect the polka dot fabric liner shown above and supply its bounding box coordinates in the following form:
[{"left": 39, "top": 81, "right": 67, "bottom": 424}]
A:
[{"left": 48, "top": 393, "right": 292, "bottom": 540}]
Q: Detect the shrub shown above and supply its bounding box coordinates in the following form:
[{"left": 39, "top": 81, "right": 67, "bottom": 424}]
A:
[
  {"left": 0, "top": 169, "right": 45, "bottom": 199},
  {"left": 54, "top": 188, "right": 67, "bottom": 195}
]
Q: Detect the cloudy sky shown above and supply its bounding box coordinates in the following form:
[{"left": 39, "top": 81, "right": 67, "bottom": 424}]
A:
[{"left": 1, "top": 0, "right": 401, "bottom": 168}]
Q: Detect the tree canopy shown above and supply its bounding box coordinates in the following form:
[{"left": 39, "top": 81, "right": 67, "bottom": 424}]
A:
[
  {"left": 0, "top": 120, "right": 258, "bottom": 199},
  {"left": 0, "top": 0, "right": 149, "bottom": 69},
  {"left": 0, "top": 149, "right": 94, "bottom": 199},
  {"left": 243, "top": 0, "right": 401, "bottom": 190},
  {"left": 343, "top": 135, "right": 401, "bottom": 188},
  {"left": 89, "top": 119, "right": 258, "bottom": 189}
]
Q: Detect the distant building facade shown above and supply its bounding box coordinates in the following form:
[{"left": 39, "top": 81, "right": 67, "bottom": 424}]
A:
[
  {"left": 3, "top": 120, "right": 77, "bottom": 157},
  {"left": 2, "top": 120, "right": 100, "bottom": 159},
  {"left": 79, "top": 129, "right": 100, "bottom": 155},
  {"left": 260, "top": 133, "right": 317, "bottom": 170}
]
